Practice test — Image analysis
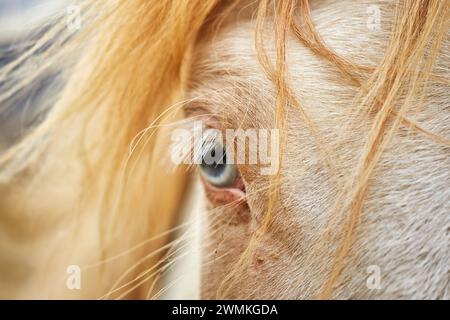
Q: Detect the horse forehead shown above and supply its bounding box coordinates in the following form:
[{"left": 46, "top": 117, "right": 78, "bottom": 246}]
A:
[{"left": 189, "top": 0, "right": 391, "bottom": 125}]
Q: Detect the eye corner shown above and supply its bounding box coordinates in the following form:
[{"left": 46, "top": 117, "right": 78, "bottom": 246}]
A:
[{"left": 200, "top": 173, "right": 247, "bottom": 206}]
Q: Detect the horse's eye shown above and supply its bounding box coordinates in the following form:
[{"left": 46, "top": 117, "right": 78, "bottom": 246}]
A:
[{"left": 199, "top": 143, "right": 237, "bottom": 188}]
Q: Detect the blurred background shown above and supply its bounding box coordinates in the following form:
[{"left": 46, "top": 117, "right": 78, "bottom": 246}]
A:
[
  {"left": 0, "top": 0, "right": 68, "bottom": 148},
  {"left": 0, "top": 0, "right": 68, "bottom": 42},
  {"left": 0, "top": 0, "right": 67, "bottom": 42}
]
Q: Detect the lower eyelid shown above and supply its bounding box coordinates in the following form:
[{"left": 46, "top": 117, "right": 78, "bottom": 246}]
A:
[{"left": 200, "top": 175, "right": 246, "bottom": 204}]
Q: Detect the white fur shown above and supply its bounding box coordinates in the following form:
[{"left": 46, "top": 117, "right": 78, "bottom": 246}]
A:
[{"left": 180, "top": 0, "right": 449, "bottom": 299}]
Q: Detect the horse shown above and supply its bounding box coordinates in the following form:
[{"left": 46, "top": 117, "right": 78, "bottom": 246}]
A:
[{"left": 0, "top": 0, "right": 448, "bottom": 299}]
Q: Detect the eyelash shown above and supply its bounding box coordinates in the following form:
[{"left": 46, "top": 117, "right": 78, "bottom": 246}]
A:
[{"left": 190, "top": 125, "right": 246, "bottom": 201}]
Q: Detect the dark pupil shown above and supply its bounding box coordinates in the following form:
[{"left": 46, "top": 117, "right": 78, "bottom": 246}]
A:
[{"left": 201, "top": 146, "right": 227, "bottom": 178}]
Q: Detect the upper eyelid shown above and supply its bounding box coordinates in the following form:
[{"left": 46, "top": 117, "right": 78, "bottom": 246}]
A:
[
  {"left": 183, "top": 99, "right": 229, "bottom": 123},
  {"left": 183, "top": 102, "right": 226, "bottom": 132},
  {"left": 183, "top": 100, "right": 213, "bottom": 118}
]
